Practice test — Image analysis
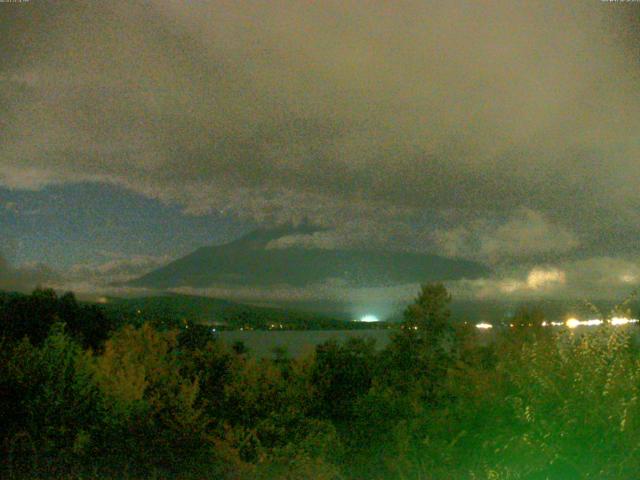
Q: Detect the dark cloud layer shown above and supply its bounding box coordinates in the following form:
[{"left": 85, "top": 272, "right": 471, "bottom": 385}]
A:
[
  {"left": 0, "top": 253, "right": 55, "bottom": 292},
  {"left": 1, "top": 1, "right": 640, "bottom": 299}
]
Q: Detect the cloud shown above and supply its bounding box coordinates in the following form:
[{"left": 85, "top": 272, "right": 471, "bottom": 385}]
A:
[
  {"left": 562, "top": 257, "right": 640, "bottom": 298},
  {"left": 169, "top": 280, "right": 418, "bottom": 320},
  {"left": 4, "top": 246, "right": 634, "bottom": 310},
  {"left": 449, "top": 267, "right": 566, "bottom": 300},
  {"left": 6, "top": 253, "right": 171, "bottom": 301},
  {"left": 0, "top": 252, "right": 167, "bottom": 298},
  {"left": 2, "top": 201, "right": 17, "bottom": 214},
  {"left": 64, "top": 253, "right": 174, "bottom": 286},
  {"left": 0, "top": 1, "right": 638, "bottom": 261},
  {"left": 264, "top": 218, "right": 424, "bottom": 252},
  {"left": 526, "top": 268, "right": 566, "bottom": 290},
  {"left": 0, "top": 254, "right": 57, "bottom": 292},
  {"left": 448, "top": 257, "right": 640, "bottom": 301},
  {"left": 432, "top": 209, "right": 579, "bottom": 263}
]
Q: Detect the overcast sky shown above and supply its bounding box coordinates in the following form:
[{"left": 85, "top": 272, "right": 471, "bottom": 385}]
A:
[{"left": 1, "top": 1, "right": 639, "bottom": 303}]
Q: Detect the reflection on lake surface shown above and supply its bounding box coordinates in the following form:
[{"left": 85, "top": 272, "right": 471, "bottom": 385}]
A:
[{"left": 218, "top": 329, "right": 393, "bottom": 357}]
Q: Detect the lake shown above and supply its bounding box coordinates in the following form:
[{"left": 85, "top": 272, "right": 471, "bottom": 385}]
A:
[{"left": 217, "top": 324, "right": 640, "bottom": 357}]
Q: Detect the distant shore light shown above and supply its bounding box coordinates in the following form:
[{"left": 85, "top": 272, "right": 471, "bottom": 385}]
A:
[
  {"left": 476, "top": 322, "right": 493, "bottom": 329},
  {"left": 562, "top": 317, "right": 637, "bottom": 328},
  {"left": 566, "top": 318, "right": 581, "bottom": 329},
  {"left": 360, "top": 315, "right": 379, "bottom": 323},
  {"left": 611, "top": 316, "right": 639, "bottom": 326},
  {"left": 583, "top": 319, "right": 603, "bottom": 327}
]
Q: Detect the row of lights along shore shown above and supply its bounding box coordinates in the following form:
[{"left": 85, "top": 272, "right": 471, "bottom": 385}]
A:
[{"left": 474, "top": 317, "right": 639, "bottom": 330}]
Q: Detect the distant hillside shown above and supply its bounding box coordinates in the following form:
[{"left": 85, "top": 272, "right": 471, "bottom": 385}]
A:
[
  {"left": 100, "top": 293, "right": 378, "bottom": 330},
  {"left": 267, "top": 297, "right": 640, "bottom": 325},
  {"left": 126, "top": 225, "right": 491, "bottom": 289}
]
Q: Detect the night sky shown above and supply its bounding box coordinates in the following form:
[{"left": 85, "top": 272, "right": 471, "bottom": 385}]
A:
[{"left": 1, "top": 1, "right": 639, "bottom": 303}]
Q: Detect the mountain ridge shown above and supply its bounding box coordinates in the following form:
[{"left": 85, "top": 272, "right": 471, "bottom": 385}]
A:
[{"left": 126, "top": 225, "right": 491, "bottom": 289}]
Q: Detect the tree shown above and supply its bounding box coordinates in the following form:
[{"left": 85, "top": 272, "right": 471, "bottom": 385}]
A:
[
  {"left": 0, "top": 290, "right": 113, "bottom": 349},
  {"left": 0, "top": 324, "right": 101, "bottom": 476},
  {"left": 403, "top": 282, "right": 452, "bottom": 338},
  {"left": 91, "top": 323, "right": 207, "bottom": 474},
  {"left": 232, "top": 340, "right": 248, "bottom": 355},
  {"left": 0, "top": 288, "right": 58, "bottom": 345},
  {"left": 310, "top": 337, "right": 376, "bottom": 422},
  {"left": 384, "top": 283, "right": 455, "bottom": 398}
]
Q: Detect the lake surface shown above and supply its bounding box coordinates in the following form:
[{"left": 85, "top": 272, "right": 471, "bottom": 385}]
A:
[
  {"left": 217, "top": 324, "right": 640, "bottom": 357},
  {"left": 218, "top": 329, "right": 393, "bottom": 357}
]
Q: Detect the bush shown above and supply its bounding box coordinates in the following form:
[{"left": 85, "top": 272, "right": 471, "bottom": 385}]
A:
[
  {"left": 90, "top": 323, "right": 209, "bottom": 474},
  {"left": 1, "top": 324, "right": 100, "bottom": 476}
]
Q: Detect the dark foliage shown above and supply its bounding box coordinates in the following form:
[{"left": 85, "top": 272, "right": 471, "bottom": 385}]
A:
[
  {"left": 0, "top": 289, "right": 114, "bottom": 349},
  {"left": 2, "top": 283, "right": 640, "bottom": 479}
]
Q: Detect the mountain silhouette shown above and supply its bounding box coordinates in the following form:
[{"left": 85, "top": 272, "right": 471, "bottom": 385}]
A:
[{"left": 126, "top": 224, "right": 490, "bottom": 289}]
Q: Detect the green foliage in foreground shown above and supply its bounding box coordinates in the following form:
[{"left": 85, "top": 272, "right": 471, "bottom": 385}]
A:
[{"left": 2, "top": 286, "right": 640, "bottom": 479}]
